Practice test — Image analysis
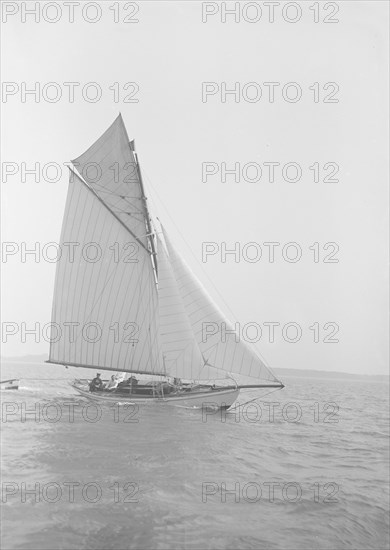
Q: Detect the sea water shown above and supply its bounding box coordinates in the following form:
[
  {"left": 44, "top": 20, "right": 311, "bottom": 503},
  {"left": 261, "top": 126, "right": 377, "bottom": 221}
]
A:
[{"left": 1, "top": 361, "right": 389, "bottom": 550}]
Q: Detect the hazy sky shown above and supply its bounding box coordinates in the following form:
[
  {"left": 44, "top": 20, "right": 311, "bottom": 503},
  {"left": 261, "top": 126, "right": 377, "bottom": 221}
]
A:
[{"left": 1, "top": 1, "right": 389, "bottom": 375}]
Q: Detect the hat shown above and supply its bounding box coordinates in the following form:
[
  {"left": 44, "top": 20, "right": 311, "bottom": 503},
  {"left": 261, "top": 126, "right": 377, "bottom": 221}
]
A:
[{"left": 96, "top": 373, "right": 101, "bottom": 376}]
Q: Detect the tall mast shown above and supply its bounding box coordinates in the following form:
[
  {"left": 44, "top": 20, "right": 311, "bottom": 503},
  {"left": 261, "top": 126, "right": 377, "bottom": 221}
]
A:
[{"left": 130, "top": 139, "right": 158, "bottom": 279}]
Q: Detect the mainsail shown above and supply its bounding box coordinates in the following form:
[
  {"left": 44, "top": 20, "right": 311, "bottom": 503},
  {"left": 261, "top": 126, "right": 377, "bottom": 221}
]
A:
[
  {"left": 49, "top": 169, "right": 162, "bottom": 374},
  {"left": 49, "top": 115, "right": 162, "bottom": 374},
  {"left": 48, "top": 115, "right": 281, "bottom": 387}
]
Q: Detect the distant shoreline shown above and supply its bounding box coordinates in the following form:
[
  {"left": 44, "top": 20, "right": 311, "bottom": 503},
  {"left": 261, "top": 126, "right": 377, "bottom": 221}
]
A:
[{"left": 1, "top": 354, "right": 388, "bottom": 381}]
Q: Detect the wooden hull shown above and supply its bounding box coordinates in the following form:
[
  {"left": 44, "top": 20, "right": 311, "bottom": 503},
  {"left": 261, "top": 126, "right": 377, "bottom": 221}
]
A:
[{"left": 71, "top": 380, "right": 239, "bottom": 410}]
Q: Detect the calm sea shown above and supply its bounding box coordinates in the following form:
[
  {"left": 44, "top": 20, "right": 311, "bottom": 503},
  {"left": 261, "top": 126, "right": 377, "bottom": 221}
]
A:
[{"left": 1, "top": 361, "right": 389, "bottom": 550}]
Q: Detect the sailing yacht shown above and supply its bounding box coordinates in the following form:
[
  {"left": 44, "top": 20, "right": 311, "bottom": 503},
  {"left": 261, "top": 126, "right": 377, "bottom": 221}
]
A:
[{"left": 47, "top": 115, "right": 284, "bottom": 409}]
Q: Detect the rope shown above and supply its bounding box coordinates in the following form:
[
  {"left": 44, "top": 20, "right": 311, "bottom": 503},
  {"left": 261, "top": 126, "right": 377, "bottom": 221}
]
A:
[{"left": 228, "top": 386, "right": 283, "bottom": 411}]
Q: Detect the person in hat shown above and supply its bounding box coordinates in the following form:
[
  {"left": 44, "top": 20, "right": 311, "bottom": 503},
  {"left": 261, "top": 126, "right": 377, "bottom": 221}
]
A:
[{"left": 89, "top": 373, "right": 103, "bottom": 392}]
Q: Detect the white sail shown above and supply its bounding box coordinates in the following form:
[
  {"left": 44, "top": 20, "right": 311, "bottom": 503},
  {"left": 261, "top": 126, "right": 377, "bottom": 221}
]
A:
[
  {"left": 163, "top": 232, "right": 279, "bottom": 383},
  {"left": 157, "top": 235, "right": 204, "bottom": 380},
  {"left": 72, "top": 114, "right": 150, "bottom": 252},
  {"left": 49, "top": 171, "right": 163, "bottom": 375}
]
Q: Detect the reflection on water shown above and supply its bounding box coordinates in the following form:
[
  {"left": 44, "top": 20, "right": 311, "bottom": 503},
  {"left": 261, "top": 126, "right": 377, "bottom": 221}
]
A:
[{"left": 1, "top": 362, "right": 389, "bottom": 549}]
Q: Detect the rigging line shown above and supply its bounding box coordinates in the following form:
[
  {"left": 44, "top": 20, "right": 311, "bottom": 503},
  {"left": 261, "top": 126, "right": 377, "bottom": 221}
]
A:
[
  {"left": 86, "top": 182, "right": 119, "bottom": 194},
  {"left": 142, "top": 168, "right": 278, "bottom": 376},
  {"left": 111, "top": 206, "right": 144, "bottom": 221},
  {"left": 88, "top": 183, "right": 146, "bottom": 214},
  {"left": 106, "top": 196, "right": 145, "bottom": 220},
  {"left": 143, "top": 170, "right": 238, "bottom": 315},
  {"left": 107, "top": 191, "right": 146, "bottom": 216},
  {"left": 121, "top": 196, "right": 146, "bottom": 212},
  {"left": 228, "top": 385, "right": 283, "bottom": 411},
  {"left": 112, "top": 205, "right": 144, "bottom": 219},
  {"left": 81, "top": 167, "right": 130, "bottom": 202},
  {"left": 143, "top": 169, "right": 249, "bottom": 322}
]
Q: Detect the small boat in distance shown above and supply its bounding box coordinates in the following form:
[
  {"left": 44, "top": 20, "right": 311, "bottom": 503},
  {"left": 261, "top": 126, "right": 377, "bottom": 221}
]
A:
[
  {"left": 0, "top": 379, "right": 19, "bottom": 390},
  {"left": 47, "top": 115, "right": 284, "bottom": 409}
]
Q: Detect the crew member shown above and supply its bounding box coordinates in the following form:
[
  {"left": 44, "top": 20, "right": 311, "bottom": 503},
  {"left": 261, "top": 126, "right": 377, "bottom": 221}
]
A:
[
  {"left": 105, "top": 375, "right": 119, "bottom": 391},
  {"left": 89, "top": 373, "right": 103, "bottom": 392}
]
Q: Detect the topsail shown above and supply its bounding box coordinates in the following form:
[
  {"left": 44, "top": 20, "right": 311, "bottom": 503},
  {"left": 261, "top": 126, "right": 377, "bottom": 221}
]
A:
[{"left": 72, "top": 114, "right": 150, "bottom": 253}]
